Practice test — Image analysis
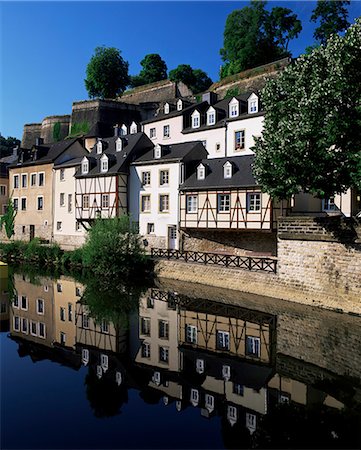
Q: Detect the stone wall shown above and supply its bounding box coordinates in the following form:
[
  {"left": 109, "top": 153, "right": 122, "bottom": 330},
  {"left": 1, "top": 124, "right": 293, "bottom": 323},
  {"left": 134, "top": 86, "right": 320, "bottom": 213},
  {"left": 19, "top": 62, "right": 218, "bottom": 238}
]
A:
[
  {"left": 182, "top": 229, "right": 277, "bottom": 256},
  {"left": 21, "top": 123, "right": 42, "bottom": 148},
  {"left": 120, "top": 80, "right": 193, "bottom": 105},
  {"left": 53, "top": 234, "right": 86, "bottom": 251},
  {"left": 41, "top": 115, "right": 70, "bottom": 144}
]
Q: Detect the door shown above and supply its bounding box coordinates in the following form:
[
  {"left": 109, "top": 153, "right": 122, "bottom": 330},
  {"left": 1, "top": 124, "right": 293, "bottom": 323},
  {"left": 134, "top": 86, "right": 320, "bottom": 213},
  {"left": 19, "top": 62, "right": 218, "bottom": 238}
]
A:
[
  {"left": 29, "top": 225, "right": 35, "bottom": 241},
  {"left": 168, "top": 226, "right": 177, "bottom": 250}
]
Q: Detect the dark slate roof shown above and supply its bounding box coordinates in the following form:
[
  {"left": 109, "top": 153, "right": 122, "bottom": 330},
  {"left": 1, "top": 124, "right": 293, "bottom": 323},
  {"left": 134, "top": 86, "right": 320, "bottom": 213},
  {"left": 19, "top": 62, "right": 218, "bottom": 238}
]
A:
[
  {"left": 181, "top": 155, "right": 258, "bottom": 190},
  {"left": 8, "top": 139, "right": 79, "bottom": 168},
  {"left": 0, "top": 162, "right": 8, "bottom": 177},
  {"left": 132, "top": 141, "right": 207, "bottom": 165},
  {"left": 75, "top": 132, "right": 153, "bottom": 178},
  {"left": 141, "top": 101, "right": 205, "bottom": 125},
  {"left": 53, "top": 156, "right": 84, "bottom": 169}
]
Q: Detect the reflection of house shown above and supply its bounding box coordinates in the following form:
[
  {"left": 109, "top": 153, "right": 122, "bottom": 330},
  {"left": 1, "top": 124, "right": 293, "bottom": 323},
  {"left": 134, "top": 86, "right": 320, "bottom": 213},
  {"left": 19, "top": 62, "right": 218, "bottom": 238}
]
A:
[
  {"left": 10, "top": 273, "right": 55, "bottom": 347},
  {"left": 0, "top": 275, "right": 9, "bottom": 332}
]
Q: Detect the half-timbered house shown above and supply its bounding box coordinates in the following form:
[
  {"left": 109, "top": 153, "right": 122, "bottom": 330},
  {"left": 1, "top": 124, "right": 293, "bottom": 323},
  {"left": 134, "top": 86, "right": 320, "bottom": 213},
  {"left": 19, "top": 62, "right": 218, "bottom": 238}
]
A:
[{"left": 75, "top": 132, "right": 153, "bottom": 228}]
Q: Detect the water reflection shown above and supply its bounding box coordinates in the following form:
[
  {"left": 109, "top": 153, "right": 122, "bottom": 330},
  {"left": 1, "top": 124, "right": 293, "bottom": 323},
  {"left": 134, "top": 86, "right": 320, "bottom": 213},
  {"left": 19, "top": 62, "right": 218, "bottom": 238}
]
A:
[{"left": 4, "top": 271, "right": 361, "bottom": 449}]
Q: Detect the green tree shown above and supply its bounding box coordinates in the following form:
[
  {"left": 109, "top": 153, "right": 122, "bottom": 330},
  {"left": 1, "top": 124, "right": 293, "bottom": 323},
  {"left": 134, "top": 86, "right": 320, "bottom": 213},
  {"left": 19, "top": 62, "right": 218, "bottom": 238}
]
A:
[
  {"left": 0, "top": 198, "right": 17, "bottom": 239},
  {"left": 220, "top": 2, "right": 302, "bottom": 78},
  {"left": 0, "top": 135, "right": 20, "bottom": 158},
  {"left": 85, "top": 46, "right": 130, "bottom": 99},
  {"left": 252, "top": 19, "right": 361, "bottom": 200},
  {"left": 311, "top": 0, "right": 350, "bottom": 45},
  {"left": 169, "top": 64, "right": 212, "bottom": 94},
  {"left": 81, "top": 215, "right": 148, "bottom": 279},
  {"left": 130, "top": 53, "right": 167, "bottom": 88}
]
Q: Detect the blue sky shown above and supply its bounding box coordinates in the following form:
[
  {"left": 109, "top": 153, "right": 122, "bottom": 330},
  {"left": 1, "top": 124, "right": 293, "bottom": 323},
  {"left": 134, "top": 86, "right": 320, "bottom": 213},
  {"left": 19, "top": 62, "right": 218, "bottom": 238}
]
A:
[{"left": 1, "top": 1, "right": 360, "bottom": 140}]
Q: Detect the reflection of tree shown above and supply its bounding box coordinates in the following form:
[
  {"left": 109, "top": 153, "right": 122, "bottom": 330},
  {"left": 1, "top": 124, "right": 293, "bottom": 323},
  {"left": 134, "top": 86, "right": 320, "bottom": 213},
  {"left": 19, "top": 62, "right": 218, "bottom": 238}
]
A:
[{"left": 85, "top": 366, "right": 128, "bottom": 418}]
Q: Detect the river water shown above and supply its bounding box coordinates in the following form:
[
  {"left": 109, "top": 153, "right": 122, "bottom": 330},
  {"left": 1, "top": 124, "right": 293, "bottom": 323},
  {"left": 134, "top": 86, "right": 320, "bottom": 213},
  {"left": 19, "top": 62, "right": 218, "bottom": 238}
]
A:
[{"left": 0, "top": 269, "right": 360, "bottom": 449}]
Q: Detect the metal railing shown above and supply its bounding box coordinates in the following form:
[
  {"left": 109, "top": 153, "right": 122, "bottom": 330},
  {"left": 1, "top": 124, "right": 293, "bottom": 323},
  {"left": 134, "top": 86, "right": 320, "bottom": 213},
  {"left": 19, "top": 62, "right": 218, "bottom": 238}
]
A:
[{"left": 151, "top": 248, "right": 277, "bottom": 273}]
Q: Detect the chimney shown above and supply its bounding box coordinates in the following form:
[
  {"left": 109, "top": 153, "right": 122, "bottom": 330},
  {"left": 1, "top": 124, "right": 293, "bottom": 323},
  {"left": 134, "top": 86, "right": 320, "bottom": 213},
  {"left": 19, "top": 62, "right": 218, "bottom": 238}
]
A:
[
  {"left": 114, "top": 124, "right": 119, "bottom": 137},
  {"left": 35, "top": 137, "right": 44, "bottom": 146}
]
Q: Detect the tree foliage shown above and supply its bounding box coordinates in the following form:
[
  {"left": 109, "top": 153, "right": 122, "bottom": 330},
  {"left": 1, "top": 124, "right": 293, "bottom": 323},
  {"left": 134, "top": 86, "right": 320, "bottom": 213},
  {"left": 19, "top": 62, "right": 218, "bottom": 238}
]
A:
[
  {"left": 0, "top": 135, "right": 20, "bottom": 158},
  {"left": 85, "top": 46, "right": 130, "bottom": 99},
  {"left": 0, "top": 198, "right": 17, "bottom": 239},
  {"left": 129, "top": 53, "right": 167, "bottom": 88},
  {"left": 252, "top": 19, "right": 361, "bottom": 200},
  {"left": 169, "top": 64, "right": 212, "bottom": 94},
  {"left": 311, "top": 0, "right": 350, "bottom": 45},
  {"left": 220, "top": 1, "right": 302, "bottom": 78}
]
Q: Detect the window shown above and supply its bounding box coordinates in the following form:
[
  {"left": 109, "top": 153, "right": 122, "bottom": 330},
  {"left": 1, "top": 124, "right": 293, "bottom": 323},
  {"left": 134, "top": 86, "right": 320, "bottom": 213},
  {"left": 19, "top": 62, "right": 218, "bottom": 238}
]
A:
[
  {"left": 207, "top": 109, "right": 216, "bottom": 125},
  {"left": 228, "top": 405, "right": 237, "bottom": 424},
  {"left": 202, "top": 140, "right": 207, "bottom": 149},
  {"left": 101, "top": 158, "right": 108, "bottom": 173},
  {"left": 37, "top": 196, "right": 43, "bottom": 211},
  {"left": 21, "top": 197, "right": 27, "bottom": 211},
  {"left": 216, "top": 330, "right": 230, "bottom": 350},
  {"left": 60, "top": 332, "right": 66, "bottom": 345},
  {"left": 159, "top": 320, "right": 169, "bottom": 339},
  {"left": 121, "top": 124, "right": 127, "bottom": 136},
  {"left": 30, "top": 173, "right": 36, "bottom": 186},
  {"left": 205, "top": 394, "right": 214, "bottom": 410},
  {"left": 141, "top": 317, "right": 151, "bottom": 336},
  {"left": 196, "top": 358, "right": 204, "bottom": 374},
  {"left": 159, "top": 194, "right": 169, "bottom": 212},
  {"left": 322, "top": 197, "right": 337, "bottom": 211},
  {"left": 147, "top": 297, "right": 154, "bottom": 309},
  {"left": 141, "top": 342, "right": 151, "bottom": 358},
  {"left": 246, "top": 336, "right": 260, "bottom": 357},
  {"left": 159, "top": 346, "right": 169, "bottom": 363},
  {"left": 223, "top": 162, "right": 232, "bottom": 179},
  {"left": 130, "top": 122, "right": 137, "bottom": 134},
  {"left": 60, "top": 193, "right": 65, "bottom": 207},
  {"left": 177, "top": 99, "right": 183, "bottom": 111},
  {"left": 37, "top": 298, "right": 44, "bottom": 315},
  {"left": 100, "top": 354, "right": 108, "bottom": 372},
  {"left": 159, "top": 170, "right": 169, "bottom": 186},
  {"left": 229, "top": 100, "right": 239, "bottom": 117},
  {"left": 38, "top": 172, "right": 45, "bottom": 186},
  {"left": 68, "top": 303, "right": 73, "bottom": 321},
  {"left": 154, "top": 144, "right": 162, "bottom": 159},
  {"left": 68, "top": 194, "right": 72, "bottom": 213},
  {"left": 247, "top": 193, "right": 261, "bottom": 212},
  {"left": 163, "top": 125, "right": 170, "bottom": 138},
  {"left": 186, "top": 324, "right": 197, "bottom": 344},
  {"left": 82, "top": 349, "right": 89, "bottom": 365},
  {"left": 76, "top": 222, "right": 81, "bottom": 232},
  {"left": 82, "top": 160, "right": 89, "bottom": 174},
  {"left": 102, "top": 194, "right": 109, "bottom": 208},
  {"left": 235, "top": 130, "right": 245, "bottom": 150},
  {"left": 100, "top": 321, "right": 109, "bottom": 334},
  {"left": 22, "top": 226, "right": 26, "bottom": 234},
  {"left": 190, "top": 388, "right": 199, "bottom": 404},
  {"left": 30, "top": 321, "right": 37, "bottom": 336},
  {"left": 22, "top": 318, "right": 28, "bottom": 334},
  {"left": 192, "top": 111, "right": 200, "bottom": 129},
  {"left": 13, "top": 175, "right": 19, "bottom": 189},
  {"left": 13, "top": 316, "right": 20, "bottom": 331},
  {"left": 246, "top": 413, "right": 256, "bottom": 433},
  {"left": 60, "top": 169, "right": 65, "bottom": 181},
  {"left": 233, "top": 383, "right": 244, "bottom": 396},
  {"left": 116, "top": 138, "right": 122, "bottom": 152},
  {"left": 142, "top": 171, "right": 151, "bottom": 186},
  {"left": 249, "top": 99, "right": 258, "bottom": 113},
  {"left": 82, "top": 195, "right": 89, "bottom": 209},
  {"left": 147, "top": 223, "right": 155, "bottom": 234},
  {"left": 57, "top": 283, "right": 62, "bottom": 293},
  {"left": 75, "top": 287, "right": 82, "bottom": 297},
  {"left": 96, "top": 140, "right": 102, "bottom": 154},
  {"left": 150, "top": 128, "right": 156, "bottom": 139},
  {"left": 21, "top": 174, "right": 27, "bottom": 188},
  {"left": 57, "top": 221, "right": 62, "bottom": 231},
  {"left": 218, "top": 194, "right": 230, "bottom": 213},
  {"left": 21, "top": 295, "right": 28, "bottom": 310},
  {"left": 164, "top": 103, "right": 169, "bottom": 114},
  {"left": 82, "top": 314, "right": 89, "bottom": 329},
  {"left": 186, "top": 195, "right": 198, "bottom": 213},
  {"left": 13, "top": 295, "right": 19, "bottom": 308},
  {"left": 13, "top": 198, "right": 19, "bottom": 210},
  {"left": 222, "top": 364, "right": 231, "bottom": 380},
  {"left": 141, "top": 195, "right": 151, "bottom": 212},
  {"left": 60, "top": 307, "right": 65, "bottom": 321},
  {"left": 197, "top": 164, "right": 205, "bottom": 180},
  {"left": 0, "top": 185, "right": 6, "bottom": 196},
  {"left": 38, "top": 322, "right": 46, "bottom": 338}
]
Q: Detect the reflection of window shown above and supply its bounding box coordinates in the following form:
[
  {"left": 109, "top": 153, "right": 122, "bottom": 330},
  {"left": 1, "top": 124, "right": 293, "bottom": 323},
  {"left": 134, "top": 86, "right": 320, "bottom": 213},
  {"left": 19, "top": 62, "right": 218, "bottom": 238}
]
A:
[
  {"left": 159, "top": 346, "right": 169, "bottom": 363},
  {"left": 158, "top": 320, "right": 169, "bottom": 339},
  {"left": 216, "top": 330, "right": 230, "bottom": 350},
  {"left": 322, "top": 197, "right": 336, "bottom": 211},
  {"left": 30, "top": 321, "right": 37, "bottom": 336},
  {"left": 39, "top": 322, "right": 46, "bottom": 338},
  {"left": 22, "top": 318, "right": 28, "bottom": 334},
  {"left": 246, "top": 336, "right": 260, "bottom": 357},
  {"left": 100, "top": 321, "right": 109, "bottom": 334},
  {"left": 13, "top": 316, "right": 20, "bottom": 331},
  {"left": 60, "top": 332, "right": 66, "bottom": 345},
  {"left": 141, "top": 342, "right": 151, "bottom": 358},
  {"left": 141, "top": 317, "right": 151, "bottom": 336},
  {"left": 60, "top": 307, "right": 65, "bottom": 321},
  {"left": 21, "top": 295, "right": 27, "bottom": 310},
  {"left": 82, "top": 314, "right": 89, "bottom": 329},
  {"left": 186, "top": 324, "right": 197, "bottom": 344},
  {"left": 233, "top": 383, "right": 244, "bottom": 396}
]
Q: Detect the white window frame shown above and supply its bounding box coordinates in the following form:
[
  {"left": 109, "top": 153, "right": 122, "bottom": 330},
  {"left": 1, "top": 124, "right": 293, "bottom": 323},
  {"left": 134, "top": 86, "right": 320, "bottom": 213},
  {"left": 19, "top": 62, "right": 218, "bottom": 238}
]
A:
[
  {"left": 186, "top": 195, "right": 198, "bottom": 213},
  {"left": 30, "top": 173, "right": 37, "bottom": 187},
  {"left": 216, "top": 330, "right": 230, "bottom": 350},
  {"left": 13, "top": 175, "right": 19, "bottom": 189},
  {"left": 246, "top": 336, "right": 260, "bottom": 357},
  {"left": 197, "top": 164, "right": 205, "bottom": 180},
  {"left": 100, "top": 156, "right": 108, "bottom": 173},
  {"left": 21, "top": 197, "right": 27, "bottom": 211},
  {"left": 154, "top": 144, "right": 161, "bottom": 159},
  {"left": 159, "top": 346, "right": 169, "bottom": 363},
  {"left": 142, "top": 171, "right": 151, "bottom": 186},
  {"left": 37, "top": 196, "right": 44, "bottom": 211},
  {"left": 247, "top": 193, "right": 261, "bottom": 212},
  {"left": 21, "top": 295, "right": 28, "bottom": 311},
  {"left": 150, "top": 128, "right": 156, "bottom": 139},
  {"left": 234, "top": 130, "right": 245, "bottom": 151},
  {"left": 164, "top": 103, "right": 170, "bottom": 114},
  {"left": 38, "top": 322, "right": 46, "bottom": 338},
  {"left": 21, "top": 173, "right": 27, "bottom": 188},
  {"left": 96, "top": 140, "right": 102, "bottom": 154},
  {"left": 38, "top": 172, "right": 45, "bottom": 187},
  {"left": 37, "top": 298, "right": 45, "bottom": 315},
  {"left": 147, "top": 223, "right": 155, "bottom": 234},
  {"left": 186, "top": 324, "right": 197, "bottom": 344},
  {"left": 60, "top": 192, "right": 65, "bottom": 207},
  {"left": 191, "top": 110, "right": 200, "bottom": 129},
  {"left": 159, "top": 194, "right": 169, "bottom": 213},
  {"left": 13, "top": 316, "right": 20, "bottom": 331},
  {"left": 13, "top": 197, "right": 19, "bottom": 211},
  {"left": 141, "top": 195, "right": 151, "bottom": 213},
  {"left": 177, "top": 99, "right": 183, "bottom": 111},
  {"left": 116, "top": 137, "right": 122, "bottom": 152},
  {"left": 0, "top": 185, "right": 6, "bottom": 196},
  {"left": 60, "top": 168, "right": 65, "bottom": 181},
  {"left": 130, "top": 122, "right": 137, "bottom": 134},
  {"left": 121, "top": 124, "right": 127, "bottom": 136},
  {"left": 82, "top": 194, "right": 89, "bottom": 210},
  {"left": 207, "top": 107, "right": 216, "bottom": 125},
  {"left": 218, "top": 194, "right": 230, "bottom": 213},
  {"left": 159, "top": 170, "right": 169, "bottom": 186},
  {"left": 223, "top": 162, "right": 232, "bottom": 179},
  {"left": 141, "top": 342, "right": 151, "bottom": 358},
  {"left": 82, "top": 160, "right": 89, "bottom": 174},
  {"left": 229, "top": 98, "right": 239, "bottom": 117},
  {"left": 101, "top": 194, "right": 109, "bottom": 209},
  {"left": 163, "top": 125, "right": 170, "bottom": 138}
]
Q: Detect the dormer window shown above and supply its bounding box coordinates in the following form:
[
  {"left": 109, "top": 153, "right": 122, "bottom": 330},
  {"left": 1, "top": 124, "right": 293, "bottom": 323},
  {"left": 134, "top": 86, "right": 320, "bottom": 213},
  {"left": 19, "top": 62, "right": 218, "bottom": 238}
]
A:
[
  {"left": 248, "top": 93, "right": 259, "bottom": 114},
  {"left": 96, "top": 140, "right": 102, "bottom": 154},
  {"left": 81, "top": 158, "right": 89, "bottom": 174},
  {"left": 207, "top": 107, "right": 216, "bottom": 125},
  {"left": 130, "top": 122, "right": 137, "bottom": 134},
  {"left": 116, "top": 137, "right": 122, "bottom": 152},
  {"left": 223, "top": 161, "right": 232, "bottom": 179},
  {"left": 164, "top": 103, "right": 170, "bottom": 114},
  {"left": 120, "top": 124, "right": 127, "bottom": 136},
  {"left": 229, "top": 98, "right": 239, "bottom": 117},
  {"left": 197, "top": 163, "right": 205, "bottom": 180},
  {"left": 191, "top": 110, "right": 200, "bottom": 129},
  {"left": 177, "top": 99, "right": 183, "bottom": 111},
  {"left": 154, "top": 144, "right": 161, "bottom": 159},
  {"left": 100, "top": 155, "right": 108, "bottom": 173}
]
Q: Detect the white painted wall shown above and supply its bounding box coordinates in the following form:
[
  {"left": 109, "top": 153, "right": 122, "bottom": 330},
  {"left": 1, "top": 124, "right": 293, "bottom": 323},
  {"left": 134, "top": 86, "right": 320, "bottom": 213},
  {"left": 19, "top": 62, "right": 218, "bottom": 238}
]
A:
[
  {"left": 226, "top": 115, "right": 264, "bottom": 157},
  {"left": 143, "top": 116, "right": 184, "bottom": 146}
]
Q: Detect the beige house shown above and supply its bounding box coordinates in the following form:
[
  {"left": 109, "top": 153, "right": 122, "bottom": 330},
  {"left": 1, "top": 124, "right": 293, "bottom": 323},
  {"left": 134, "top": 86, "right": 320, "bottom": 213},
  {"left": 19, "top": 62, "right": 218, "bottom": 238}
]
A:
[
  {"left": 8, "top": 138, "right": 86, "bottom": 242},
  {"left": 0, "top": 163, "right": 9, "bottom": 216}
]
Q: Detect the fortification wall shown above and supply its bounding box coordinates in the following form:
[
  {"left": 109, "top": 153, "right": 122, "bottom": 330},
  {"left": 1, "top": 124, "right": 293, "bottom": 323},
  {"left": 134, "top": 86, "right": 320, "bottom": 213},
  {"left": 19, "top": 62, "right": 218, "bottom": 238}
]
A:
[
  {"left": 41, "top": 115, "right": 70, "bottom": 144},
  {"left": 21, "top": 123, "right": 42, "bottom": 148}
]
